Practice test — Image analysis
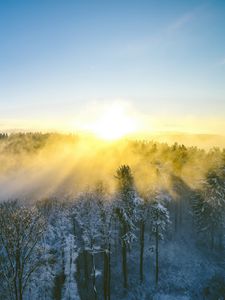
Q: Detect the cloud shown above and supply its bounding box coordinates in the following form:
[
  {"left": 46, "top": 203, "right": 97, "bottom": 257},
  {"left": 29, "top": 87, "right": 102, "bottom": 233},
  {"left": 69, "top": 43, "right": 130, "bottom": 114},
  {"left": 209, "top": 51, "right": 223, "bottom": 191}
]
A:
[
  {"left": 166, "top": 11, "right": 195, "bottom": 34},
  {"left": 114, "top": 7, "right": 200, "bottom": 58}
]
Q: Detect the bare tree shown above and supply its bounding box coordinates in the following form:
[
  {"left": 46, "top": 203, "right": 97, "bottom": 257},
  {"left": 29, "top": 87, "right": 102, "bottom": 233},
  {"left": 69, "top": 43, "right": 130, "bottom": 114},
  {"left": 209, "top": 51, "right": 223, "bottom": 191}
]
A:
[{"left": 0, "top": 200, "right": 46, "bottom": 300}]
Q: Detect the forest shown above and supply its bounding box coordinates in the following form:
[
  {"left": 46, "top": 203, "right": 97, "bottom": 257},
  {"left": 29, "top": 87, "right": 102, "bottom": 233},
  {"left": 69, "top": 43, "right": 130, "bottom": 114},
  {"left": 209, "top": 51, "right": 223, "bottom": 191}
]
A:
[{"left": 0, "top": 132, "right": 225, "bottom": 300}]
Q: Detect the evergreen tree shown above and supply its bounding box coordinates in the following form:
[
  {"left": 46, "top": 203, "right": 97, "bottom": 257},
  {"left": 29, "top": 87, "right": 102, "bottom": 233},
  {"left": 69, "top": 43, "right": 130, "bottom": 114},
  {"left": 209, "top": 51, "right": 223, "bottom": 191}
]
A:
[
  {"left": 115, "top": 165, "right": 140, "bottom": 289},
  {"left": 149, "top": 193, "right": 170, "bottom": 286},
  {"left": 193, "top": 171, "right": 225, "bottom": 249}
]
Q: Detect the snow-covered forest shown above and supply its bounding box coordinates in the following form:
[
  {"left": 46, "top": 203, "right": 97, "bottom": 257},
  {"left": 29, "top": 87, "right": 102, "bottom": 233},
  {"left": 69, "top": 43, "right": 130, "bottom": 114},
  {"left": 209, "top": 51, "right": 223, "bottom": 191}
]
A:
[{"left": 0, "top": 133, "right": 225, "bottom": 300}]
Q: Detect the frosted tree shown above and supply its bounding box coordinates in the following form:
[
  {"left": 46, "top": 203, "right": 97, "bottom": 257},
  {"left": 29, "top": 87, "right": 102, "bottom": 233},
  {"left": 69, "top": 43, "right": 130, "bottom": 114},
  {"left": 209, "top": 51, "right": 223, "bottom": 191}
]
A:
[
  {"left": 149, "top": 193, "right": 170, "bottom": 286},
  {"left": 73, "top": 191, "right": 102, "bottom": 300},
  {"left": 96, "top": 185, "right": 115, "bottom": 300},
  {"left": 115, "top": 165, "right": 141, "bottom": 289},
  {"left": 34, "top": 198, "right": 77, "bottom": 300},
  {"left": 193, "top": 171, "right": 225, "bottom": 249},
  {"left": 0, "top": 200, "right": 46, "bottom": 300},
  {"left": 61, "top": 233, "right": 79, "bottom": 300},
  {"left": 30, "top": 230, "right": 56, "bottom": 300},
  {"left": 137, "top": 196, "right": 147, "bottom": 283}
]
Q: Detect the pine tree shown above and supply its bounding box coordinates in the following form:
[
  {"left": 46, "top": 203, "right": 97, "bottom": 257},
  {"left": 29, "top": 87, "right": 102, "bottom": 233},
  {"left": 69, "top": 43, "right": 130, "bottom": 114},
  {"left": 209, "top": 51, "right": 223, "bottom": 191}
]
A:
[
  {"left": 138, "top": 197, "right": 147, "bottom": 284},
  {"left": 149, "top": 193, "right": 170, "bottom": 286},
  {"left": 193, "top": 171, "right": 225, "bottom": 249},
  {"left": 115, "top": 165, "right": 140, "bottom": 289},
  {"left": 98, "top": 198, "right": 114, "bottom": 300}
]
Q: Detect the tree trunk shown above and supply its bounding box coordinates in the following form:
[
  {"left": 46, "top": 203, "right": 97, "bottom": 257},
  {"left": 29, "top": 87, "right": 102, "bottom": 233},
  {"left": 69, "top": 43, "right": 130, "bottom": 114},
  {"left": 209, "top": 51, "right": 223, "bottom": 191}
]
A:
[
  {"left": 91, "top": 252, "right": 97, "bottom": 300},
  {"left": 174, "top": 201, "right": 178, "bottom": 234},
  {"left": 122, "top": 238, "right": 128, "bottom": 289},
  {"left": 218, "top": 231, "right": 223, "bottom": 250},
  {"left": 155, "top": 227, "right": 159, "bottom": 287},
  {"left": 18, "top": 271, "right": 23, "bottom": 300},
  {"left": 103, "top": 245, "right": 111, "bottom": 300},
  {"left": 16, "top": 249, "right": 22, "bottom": 300},
  {"left": 140, "top": 221, "right": 145, "bottom": 283},
  {"left": 211, "top": 228, "right": 214, "bottom": 250},
  {"left": 103, "top": 250, "right": 108, "bottom": 300},
  {"left": 83, "top": 250, "right": 89, "bottom": 287},
  {"left": 121, "top": 223, "right": 128, "bottom": 290},
  {"left": 61, "top": 237, "right": 65, "bottom": 274},
  {"left": 19, "top": 283, "right": 23, "bottom": 300},
  {"left": 14, "top": 268, "right": 18, "bottom": 300},
  {"left": 108, "top": 243, "right": 111, "bottom": 300},
  {"left": 179, "top": 199, "right": 182, "bottom": 228}
]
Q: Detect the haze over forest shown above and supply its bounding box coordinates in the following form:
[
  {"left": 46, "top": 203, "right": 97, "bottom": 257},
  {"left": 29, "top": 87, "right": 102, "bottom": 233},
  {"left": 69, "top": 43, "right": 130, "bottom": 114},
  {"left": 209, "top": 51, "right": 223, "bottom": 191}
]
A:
[
  {"left": 1, "top": 0, "right": 225, "bottom": 299},
  {"left": 0, "top": 132, "right": 225, "bottom": 299}
]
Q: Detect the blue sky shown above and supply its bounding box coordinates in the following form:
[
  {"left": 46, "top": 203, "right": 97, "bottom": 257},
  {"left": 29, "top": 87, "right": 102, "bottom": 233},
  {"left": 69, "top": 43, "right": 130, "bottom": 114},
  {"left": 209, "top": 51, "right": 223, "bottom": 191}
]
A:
[{"left": 0, "top": 0, "right": 225, "bottom": 133}]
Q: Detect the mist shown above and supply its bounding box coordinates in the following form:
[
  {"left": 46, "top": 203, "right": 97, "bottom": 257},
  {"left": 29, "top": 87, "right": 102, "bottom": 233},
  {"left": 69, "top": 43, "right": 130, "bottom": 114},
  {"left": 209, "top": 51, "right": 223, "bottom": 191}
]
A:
[{"left": 0, "top": 132, "right": 224, "bottom": 202}]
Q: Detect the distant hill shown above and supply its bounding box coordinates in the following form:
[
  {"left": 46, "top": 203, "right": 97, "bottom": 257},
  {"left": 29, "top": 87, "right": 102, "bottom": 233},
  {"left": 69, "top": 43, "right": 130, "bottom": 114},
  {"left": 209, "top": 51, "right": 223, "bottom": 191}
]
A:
[
  {"left": 135, "top": 132, "right": 225, "bottom": 149},
  {"left": 1, "top": 128, "right": 225, "bottom": 149}
]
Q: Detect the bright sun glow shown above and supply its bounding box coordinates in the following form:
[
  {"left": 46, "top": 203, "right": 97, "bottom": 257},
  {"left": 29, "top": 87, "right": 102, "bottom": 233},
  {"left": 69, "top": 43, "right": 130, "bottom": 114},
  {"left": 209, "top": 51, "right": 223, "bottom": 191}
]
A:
[{"left": 87, "top": 104, "right": 138, "bottom": 140}]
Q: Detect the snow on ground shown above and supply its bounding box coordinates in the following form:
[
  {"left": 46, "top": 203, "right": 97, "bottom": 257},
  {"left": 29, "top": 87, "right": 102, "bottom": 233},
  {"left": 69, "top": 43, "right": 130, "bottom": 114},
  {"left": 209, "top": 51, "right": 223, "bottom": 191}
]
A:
[{"left": 62, "top": 234, "right": 80, "bottom": 300}]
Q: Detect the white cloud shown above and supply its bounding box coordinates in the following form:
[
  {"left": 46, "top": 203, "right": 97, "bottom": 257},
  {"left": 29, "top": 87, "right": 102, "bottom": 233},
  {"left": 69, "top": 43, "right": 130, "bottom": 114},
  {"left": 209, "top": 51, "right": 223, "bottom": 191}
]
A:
[
  {"left": 166, "top": 12, "right": 195, "bottom": 33},
  {"left": 114, "top": 7, "right": 200, "bottom": 58}
]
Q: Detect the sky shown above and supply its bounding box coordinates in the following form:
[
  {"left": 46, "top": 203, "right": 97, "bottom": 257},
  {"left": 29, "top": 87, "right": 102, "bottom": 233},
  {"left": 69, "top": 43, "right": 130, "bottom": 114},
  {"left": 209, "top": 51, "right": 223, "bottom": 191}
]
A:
[{"left": 0, "top": 0, "right": 225, "bottom": 135}]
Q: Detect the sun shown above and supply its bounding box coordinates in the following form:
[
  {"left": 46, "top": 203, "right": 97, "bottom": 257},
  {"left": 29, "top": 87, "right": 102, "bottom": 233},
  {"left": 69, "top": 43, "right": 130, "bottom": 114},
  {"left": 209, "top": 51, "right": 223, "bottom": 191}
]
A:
[{"left": 88, "top": 103, "right": 138, "bottom": 140}]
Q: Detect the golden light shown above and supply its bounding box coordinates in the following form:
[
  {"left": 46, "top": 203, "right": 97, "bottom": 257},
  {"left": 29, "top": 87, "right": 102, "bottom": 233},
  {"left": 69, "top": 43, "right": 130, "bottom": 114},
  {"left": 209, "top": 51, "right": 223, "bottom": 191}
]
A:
[{"left": 86, "top": 103, "right": 138, "bottom": 140}]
